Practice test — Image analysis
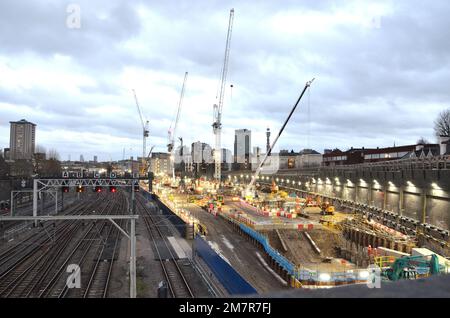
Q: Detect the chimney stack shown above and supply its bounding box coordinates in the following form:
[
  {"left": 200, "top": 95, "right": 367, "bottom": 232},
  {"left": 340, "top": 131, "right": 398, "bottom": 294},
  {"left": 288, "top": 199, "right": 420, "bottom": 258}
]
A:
[{"left": 266, "top": 128, "right": 271, "bottom": 153}]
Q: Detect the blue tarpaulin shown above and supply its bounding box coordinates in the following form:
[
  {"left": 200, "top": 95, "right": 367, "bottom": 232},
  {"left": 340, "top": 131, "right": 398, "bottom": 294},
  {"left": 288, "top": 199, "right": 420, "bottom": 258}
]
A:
[{"left": 194, "top": 234, "right": 257, "bottom": 295}]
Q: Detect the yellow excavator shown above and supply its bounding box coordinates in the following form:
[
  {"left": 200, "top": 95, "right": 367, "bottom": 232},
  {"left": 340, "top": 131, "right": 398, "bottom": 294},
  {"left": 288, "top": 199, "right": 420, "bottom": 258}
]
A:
[
  {"left": 139, "top": 145, "right": 155, "bottom": 176},
  {"left": 320, "top": 201, "right": 335, "bottom": 215}
]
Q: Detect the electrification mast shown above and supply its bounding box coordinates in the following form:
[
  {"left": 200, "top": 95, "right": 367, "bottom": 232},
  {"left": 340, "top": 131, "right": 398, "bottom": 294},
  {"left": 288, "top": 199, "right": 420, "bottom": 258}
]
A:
[{"left": 213, "top": 8, "right": 234, "bottom": 184}]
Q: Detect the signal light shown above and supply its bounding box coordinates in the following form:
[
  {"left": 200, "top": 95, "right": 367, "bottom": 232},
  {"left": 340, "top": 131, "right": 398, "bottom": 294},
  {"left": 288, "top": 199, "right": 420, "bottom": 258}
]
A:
[
  {"left": 133, "top": 184, "right": 140, "bottom": 192},
  {"left": 76, "top": 186, "right": 84, "bottom": 193},
  {"left": 94, "top": 186, "right": 102, "bottom": 193},
  {"left": 109, "top": 186, "right": 117, "bottom": 193},
  {"left": 62, "top": 186, "right": 69, "bottom": 193}
]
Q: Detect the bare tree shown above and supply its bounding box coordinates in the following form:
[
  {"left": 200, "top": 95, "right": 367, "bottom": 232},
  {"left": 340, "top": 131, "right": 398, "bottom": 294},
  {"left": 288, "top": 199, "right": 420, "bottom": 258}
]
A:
[
  {"left": 10, "top": 159, "right": 33, "bottom": 177},
  {"left": 0, "top": 155, "right": 9, "bottom": 177},
  {"left": 40, "top": 159, "right": 62, "bottom": 177},
  {"left": 416, "top": 137, "right": 430, "bottom": 145},
  {"left": 47, "top": 148, "right": 60, "bottom": 161},
  {"left": 434, "top": 108, "right": 450, "bottom": 137},
  {"left": 35, "top": 144, "right": 47, "bottom": 155}
]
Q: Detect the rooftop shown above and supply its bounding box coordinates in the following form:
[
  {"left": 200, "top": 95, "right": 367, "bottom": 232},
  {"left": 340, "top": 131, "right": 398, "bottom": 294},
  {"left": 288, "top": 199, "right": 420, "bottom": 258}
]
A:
[
  {"left": 298, "top": 149, "right": 321, "bottom": 155},
  {"left": 9, "top": 119, "right": 36, "bottom": 126}
]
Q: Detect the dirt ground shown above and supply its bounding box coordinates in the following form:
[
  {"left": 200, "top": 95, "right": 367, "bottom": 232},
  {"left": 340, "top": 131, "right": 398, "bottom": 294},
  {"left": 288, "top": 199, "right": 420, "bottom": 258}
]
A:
[
  {"left": 308, "top": 229, "right": 343, "bottom": 258},
  {"left": 261, "top": 228, "right": 352, "bottom": 272}
]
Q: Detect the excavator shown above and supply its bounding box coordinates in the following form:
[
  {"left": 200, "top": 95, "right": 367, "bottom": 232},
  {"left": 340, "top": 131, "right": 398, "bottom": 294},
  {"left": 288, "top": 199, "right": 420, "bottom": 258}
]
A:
[
  {"left": 385, "top": 254, "right": 441, "bottom": 281},
  {"left": 139, "top": 145, "right": 155, "bottom": 176},
  {"left": 320, "top": 201, "right": 335, "bottom": 215}
]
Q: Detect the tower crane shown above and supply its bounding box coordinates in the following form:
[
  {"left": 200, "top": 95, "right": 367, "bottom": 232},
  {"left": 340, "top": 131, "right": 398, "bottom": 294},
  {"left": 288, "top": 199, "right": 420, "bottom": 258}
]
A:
[
  {"left": 243, "top": 78, "right": 315, "bottom": 199},
  {"left": 213, "top": 8, "right": 234, "bottom": 184},
  {"left": 168, "top": 72, "right": 188, "bottom": 181},
  {"left": 132, "top": 89, "right": 149, "bottom": 176}
]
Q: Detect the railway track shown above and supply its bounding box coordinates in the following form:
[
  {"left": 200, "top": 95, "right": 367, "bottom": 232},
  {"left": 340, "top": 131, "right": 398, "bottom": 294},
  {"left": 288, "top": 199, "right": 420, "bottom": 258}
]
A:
[
  {"left": 137, "top": 195, "right": 194, "bottom": 298},
  {"left": 0, "top": 192, "right": 125, "bottom": 298},
  {"left": 38, "top": 199, "right": 117, "bottom": 298},
  {"left": 0, "top": 195, "right": 110, "bottom": 297},
  {"left": 82, "top": 226, "right": 121, "bottom": 298},
  {"left": 0, "top": 196, "right": 101, "bottom": 272},
  {"left": 0, "top": 195, "right": 106, "bottom": 276},
  {"left": 80, "top": 194, "right": 126, "bottom": 298},
  {"left": 0, "top": 192, "right": 80, "bottom": 234}
]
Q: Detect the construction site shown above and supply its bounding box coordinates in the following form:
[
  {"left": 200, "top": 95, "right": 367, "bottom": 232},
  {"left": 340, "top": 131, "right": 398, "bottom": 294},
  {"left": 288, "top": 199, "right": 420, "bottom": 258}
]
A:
[
  {"left": 1, "top": 2, "right": 450, "bottom": 304},
  {"left": 126, "top": 5, "right": 449, "bottom": 292},
  {"left": 142, "top": 11, "right": 450, "bottom": 289},
  {"left": 150, "top": 171, "right": 449, "bottom": 293}
]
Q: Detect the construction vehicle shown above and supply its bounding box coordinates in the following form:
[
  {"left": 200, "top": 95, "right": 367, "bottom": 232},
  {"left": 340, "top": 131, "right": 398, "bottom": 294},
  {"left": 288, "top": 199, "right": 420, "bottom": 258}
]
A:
[
  {"left": 320, "top": 201, "right": 335, "bottom": 215},
  {"left": 278, "top": 190, "right": 288, "bottom": 199},
  {"left": 216, "top": 194, "right": 224, "bottom": 204},
  {"left": 132, "top": 89, "right": 149, "bottom": 176},
  {"left": 168, "top": 72, "right": 188, "bottom": 183},
  {"left": 270, "top": 179, "right": 279, "bottom": 193},
  {"left": 212, "top": 9, "right": 234, "bottom": 184},
  {"left": 305, "top": 197, "right": 318, "bottom": 207},
  {"left": 139, "top": 145, "right": 155, "bottom": 176},
  {"left": 243, "top": 78, "right": 315, "bottom": 199},
  {"left": 384, "top": 254, "right": 441, "bottom": 281}
]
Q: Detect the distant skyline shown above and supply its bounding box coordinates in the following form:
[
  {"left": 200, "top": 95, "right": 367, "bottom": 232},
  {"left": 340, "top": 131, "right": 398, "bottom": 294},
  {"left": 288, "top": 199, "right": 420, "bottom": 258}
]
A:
[{"left": 1, "top": 0, "right": 449, "bottom": 161}]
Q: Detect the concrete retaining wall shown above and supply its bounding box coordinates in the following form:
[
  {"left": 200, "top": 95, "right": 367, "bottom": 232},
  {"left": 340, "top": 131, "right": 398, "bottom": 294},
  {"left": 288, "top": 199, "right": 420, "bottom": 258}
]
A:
[{"left": 227, "top": 170, "right": 450, "bottom": 231}]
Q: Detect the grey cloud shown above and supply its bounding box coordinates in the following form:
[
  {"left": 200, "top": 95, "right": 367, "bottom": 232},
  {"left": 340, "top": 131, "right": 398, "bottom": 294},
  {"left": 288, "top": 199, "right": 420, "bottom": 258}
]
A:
[{"left": 1, "top": 0, "right": 450, "bottom": 160}]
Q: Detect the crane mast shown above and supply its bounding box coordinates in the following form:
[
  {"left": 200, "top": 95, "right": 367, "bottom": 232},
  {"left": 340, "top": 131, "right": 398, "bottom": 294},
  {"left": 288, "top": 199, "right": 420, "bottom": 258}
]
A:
[
  {"left": 244, "top": 78, "right": 315, "bottom": 198},
  {"left": 168, "top": 72, "right": 188, "bottom": 181},
  {"left": 213, "top": 8, "right": 234, "bottom": 183},
  {"left": 132, "top": 89, "right": 149, "bottom": 176}
]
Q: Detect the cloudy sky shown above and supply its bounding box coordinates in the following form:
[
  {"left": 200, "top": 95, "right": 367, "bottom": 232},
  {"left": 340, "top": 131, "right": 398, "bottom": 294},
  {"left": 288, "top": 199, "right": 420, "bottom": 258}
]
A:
[{"left": 0, "top": 0, "right": 449, "bottom": 161}]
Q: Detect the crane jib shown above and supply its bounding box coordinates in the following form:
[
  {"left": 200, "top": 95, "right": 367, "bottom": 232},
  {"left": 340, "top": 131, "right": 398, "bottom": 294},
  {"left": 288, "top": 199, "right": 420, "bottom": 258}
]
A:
[{"left": 244, "top": 78, "right": 315, "bottom": 195}]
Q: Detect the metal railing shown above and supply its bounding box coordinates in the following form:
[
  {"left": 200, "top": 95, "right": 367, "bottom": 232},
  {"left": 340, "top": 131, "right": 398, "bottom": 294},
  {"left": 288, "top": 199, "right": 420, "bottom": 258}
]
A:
[
  {"left": 320, "top": 155, "right": 450, "bottom": 172},
  {"left": 224, "top": 155, "right": 450, "bottom": 176}
]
